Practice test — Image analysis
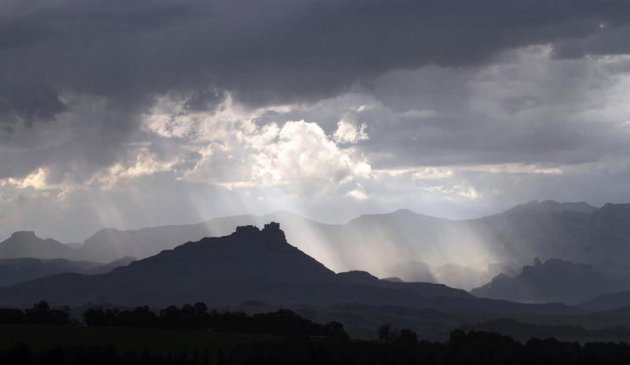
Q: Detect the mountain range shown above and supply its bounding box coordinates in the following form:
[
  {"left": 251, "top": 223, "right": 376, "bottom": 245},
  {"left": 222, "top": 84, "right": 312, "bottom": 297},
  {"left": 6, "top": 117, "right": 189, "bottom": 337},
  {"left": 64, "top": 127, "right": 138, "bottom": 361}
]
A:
[
  {"left": 2, "top": 200, "right": 629, "bottom": 293},
  {"left": 0, "top": 256, "right": 135, "bottom": 287},
  {"left": 471, "top": 258, "right": 628, "bottom": 304},
  {"left": 0, "top": 223, "right": 579, "bottom": 317},
  {"left": 580, "top": 290, "right": 630, "bottom": 312}
]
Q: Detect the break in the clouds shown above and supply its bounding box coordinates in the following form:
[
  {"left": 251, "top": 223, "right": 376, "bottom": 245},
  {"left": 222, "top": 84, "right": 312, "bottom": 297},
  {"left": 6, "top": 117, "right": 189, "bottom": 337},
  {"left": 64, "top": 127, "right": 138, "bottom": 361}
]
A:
[{"left": 1, "top": 0, "right": 630, "bottom": 240}]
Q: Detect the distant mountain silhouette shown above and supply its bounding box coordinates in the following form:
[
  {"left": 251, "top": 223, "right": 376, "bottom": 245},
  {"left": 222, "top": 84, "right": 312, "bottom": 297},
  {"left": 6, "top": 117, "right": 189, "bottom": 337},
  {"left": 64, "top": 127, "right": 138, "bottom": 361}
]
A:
[
  {"left": 503, "top": 200, "right": 597, "bottom": 214},
  {"left": 0, "top": 257, "right": 135, "bottom": 287},
  {"left": 586, "top": 304, "right": 630, "bottom": 317},
  {"left": 477, "top": 202, "right": 630, "bottom": 279},
  {"left": 0, "top": 224, "right": 578, "bottom": 316},
  {"left": 471, "top": 258, "right": 626, "bottom": 304},
  {"left": 4, "top": 200, "right": 630, "bottom": 292},
  {"left": 579, "top": 289, "right": 630, "bottom": 312},
  {"left": 90, "top": 257, "right": 136, "bottom": 274},
  {"left": 0, "top": 231, "right": 80, "bottom": 260}
]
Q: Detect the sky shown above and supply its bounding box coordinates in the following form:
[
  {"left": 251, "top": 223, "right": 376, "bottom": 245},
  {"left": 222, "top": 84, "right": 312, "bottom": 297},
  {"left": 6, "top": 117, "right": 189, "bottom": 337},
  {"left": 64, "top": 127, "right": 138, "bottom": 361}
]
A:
[{"left": 1, "top": 0, "right": 630, "bottom": 242}]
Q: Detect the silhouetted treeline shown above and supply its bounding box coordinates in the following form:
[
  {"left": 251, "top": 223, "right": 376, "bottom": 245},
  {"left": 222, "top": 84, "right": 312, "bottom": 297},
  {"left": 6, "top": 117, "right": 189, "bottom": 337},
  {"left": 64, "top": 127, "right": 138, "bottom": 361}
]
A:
[
  {"left": 377, "top": 323, "right": 419, "bottom": 344},
  {"left": 0, "top": 301, "right": 346, "bottom": 339},
  {"left": 84, "top": 304, "right": 348, "bottom": 339},
  {"left": 5, "top": 303, "right": 630, "bottom": 364},
  {"left": 4, "top": 330, "right": 630, "bottom": 364},
  {"left": 0, "top": 301, "right": 71, "bottom": 325}
]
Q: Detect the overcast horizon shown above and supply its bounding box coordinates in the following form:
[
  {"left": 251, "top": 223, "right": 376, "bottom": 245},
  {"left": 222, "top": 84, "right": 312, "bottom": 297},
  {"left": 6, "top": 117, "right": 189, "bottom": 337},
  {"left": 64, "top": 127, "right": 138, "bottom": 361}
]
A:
[{"left": 2, "top": 0, "right": 630, "bottom": 242}]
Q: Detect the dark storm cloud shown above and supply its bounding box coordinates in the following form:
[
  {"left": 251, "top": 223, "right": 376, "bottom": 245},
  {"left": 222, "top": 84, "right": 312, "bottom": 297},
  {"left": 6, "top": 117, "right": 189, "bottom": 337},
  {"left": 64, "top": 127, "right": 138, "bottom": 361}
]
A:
[
  {"left": 2, "top": 0, "right": 630, "bottom": 127},
  {"left": 0, "top": 82, "right": 67, "bottom": 128}
]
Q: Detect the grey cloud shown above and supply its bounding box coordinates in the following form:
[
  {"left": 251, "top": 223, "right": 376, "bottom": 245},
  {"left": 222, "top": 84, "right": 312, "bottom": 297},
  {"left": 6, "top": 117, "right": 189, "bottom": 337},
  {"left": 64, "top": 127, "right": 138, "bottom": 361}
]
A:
[
  {"left": 0, "top": 100, "right": 142, "bottom": 180},
  {"left": 0, "top": 82, "right": 67, "bottom": 128},
  {"left": 2, "top": 0, "right": 630, "bottom": 125},
  {"left": 356, "top": 49, "right": 630, "bottom": 169},
  {"left": 3, "top": 0, "right": 630, "bottom": 240}
]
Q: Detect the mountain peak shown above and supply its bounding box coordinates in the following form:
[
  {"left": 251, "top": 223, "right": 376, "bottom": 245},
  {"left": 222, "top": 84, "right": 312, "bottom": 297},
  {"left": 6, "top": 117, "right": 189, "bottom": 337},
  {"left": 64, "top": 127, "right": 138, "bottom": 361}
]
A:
[
  {"left": 232, "top": 222, "right": 287, "bottom": 244},
  {"left": 233, "top": 225, "right": 261, "bottom": 235},
  {"left": 9, "top": 231, "right": 38, "bottom": 240},
  {"left": 262, "top": 221, "right": 284, "bottom": 234},
  {"left": 0, "top": 231, "right": 77, "bottom": 260},
  {"left": 391, "top": 208, "right": 418, "bottom": 216}
]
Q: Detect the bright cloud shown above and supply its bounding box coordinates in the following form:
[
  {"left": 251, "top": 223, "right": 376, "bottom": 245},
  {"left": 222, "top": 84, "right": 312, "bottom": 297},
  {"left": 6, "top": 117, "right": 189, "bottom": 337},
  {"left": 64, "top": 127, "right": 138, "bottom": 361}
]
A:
[
  {"left": 333, "top": 118, "right": 369, "bottom": 144},
  {"left": 142, "top": 96, "right": 373, "bottom": 196},
  {"left": 346, "top": 186, "right": 369, "bottom": 201},
  {"left": 91, "top": 150, "right": 179, "bottom": 189},
  {"left": 0, "top": 168, "right": 50, "bottom": 190},
  {"left": 251, "top": 120, "right": 371, "bottom": 194}
]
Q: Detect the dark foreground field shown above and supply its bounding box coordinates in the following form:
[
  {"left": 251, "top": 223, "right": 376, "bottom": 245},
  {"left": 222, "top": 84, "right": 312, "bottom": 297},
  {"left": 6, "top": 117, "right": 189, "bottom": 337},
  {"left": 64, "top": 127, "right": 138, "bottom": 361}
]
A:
[
  {"left": 2, "top": 324, "right": 630, "bottom": 365},
  {"left": 1, "top": 302, "right": 630, "bottom": 364},
  {"left": 0, "top": 324, "right": 277, "bottom": 354}
]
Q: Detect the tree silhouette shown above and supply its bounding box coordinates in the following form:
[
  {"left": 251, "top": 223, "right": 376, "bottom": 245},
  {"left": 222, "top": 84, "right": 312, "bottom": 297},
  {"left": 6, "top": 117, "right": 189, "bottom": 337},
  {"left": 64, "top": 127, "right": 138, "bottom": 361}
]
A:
[
  {"left": 377, "top": 323, "right": 395, "bottom": 341},
  {"left": 396, "top": 329, "right": 418, "bottom": 344},
  {"left": 24, "top": 301, "right": 70, "bottom": 325}
]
